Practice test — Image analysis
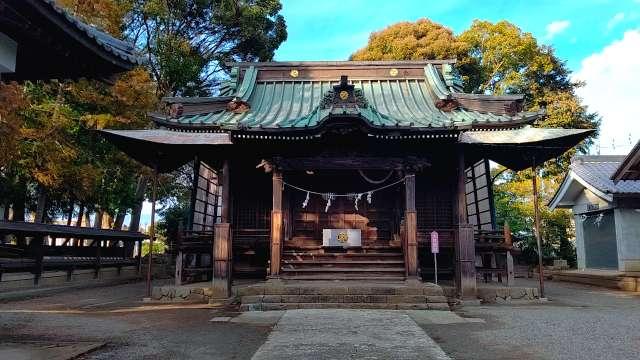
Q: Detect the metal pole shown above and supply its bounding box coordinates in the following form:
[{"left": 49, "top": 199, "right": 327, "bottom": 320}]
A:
[
  {"left": 146, "top": 167, "right": 158, "bottom": 298},
  {"left": 433, "top": 253, "right": 438, "bottom": 285},
  {"left": 532, "top": 164, "right": 545, "bottom": 298}
]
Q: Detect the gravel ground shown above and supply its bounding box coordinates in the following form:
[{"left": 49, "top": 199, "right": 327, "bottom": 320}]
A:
[{"left": 421, "top": 278, "right": 640, "bottom": 360}]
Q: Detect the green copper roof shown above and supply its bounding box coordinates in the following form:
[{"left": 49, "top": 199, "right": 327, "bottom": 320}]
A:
[{"left": 155, "top": 62, "right": 540, "bottom": 131}]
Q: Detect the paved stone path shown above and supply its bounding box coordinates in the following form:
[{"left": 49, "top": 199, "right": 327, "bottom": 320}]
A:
[{"left": 250, "top": 309, "right": 451, "bottom": 360}]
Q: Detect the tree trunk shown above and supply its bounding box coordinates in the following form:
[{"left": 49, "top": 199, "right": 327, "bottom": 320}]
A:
[
  {"left": 13, "top": 192, "right": 26, "bottom": 246},
  {"left": 129, "top": 175, "right": 148, "bottom": 233},
  {"left": 113, "top": 209, "right": 126, "bottom": 230},
  {"left": 75, "top": 203, "right": 85, "bottom": 246},
  {"left": 94, "top": 209, "right": 104, "bottom": 229},
  {"left": 35, "top": 187, "right": 47, "bottom": 223},
  {"left": 76, "top": 203, "right": 85, "bottom": 227},
  {"left": 66, "top": 200, "right": 74, "bottom": 226},
  {"left": 1, "top": 202, "right": 7, "bottom": 220},
  {"left": 104, "top": 213, "right": 114, "bottom": 229}
]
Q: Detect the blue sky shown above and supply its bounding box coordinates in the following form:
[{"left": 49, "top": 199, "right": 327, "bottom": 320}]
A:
[{"left": 275, "top": 0, "right": 635, "bottom": 70}]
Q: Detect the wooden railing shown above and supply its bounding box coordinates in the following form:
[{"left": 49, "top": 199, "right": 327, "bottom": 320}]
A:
[
  {"left": 474, "top": 225, "right": 516, "bottom": 285},
  {"left": 0, "top": 220, "right": 145, "bottom": 284},
  {"left": 174, "top": 228, "right": 215, "bottom": 285}
]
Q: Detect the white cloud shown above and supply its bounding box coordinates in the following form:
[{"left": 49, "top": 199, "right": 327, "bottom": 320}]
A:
[
  {"left": 574, "top": 29, "right": 640, "bottom": 155},
  {"left": 607, "top": 12, "right": 625, "bottom": 30},
  {"left": 544, "top": 20, "right": 571, "bottom": 40}
]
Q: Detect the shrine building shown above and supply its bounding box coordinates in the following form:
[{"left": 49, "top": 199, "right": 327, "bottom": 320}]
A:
[{"left": 102, "top": 60, "right": 592, "bottom": 301}]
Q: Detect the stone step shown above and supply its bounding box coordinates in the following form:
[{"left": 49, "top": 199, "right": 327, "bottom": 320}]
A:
[
  {"left": 236, "top": 284, "right": 445, "bottom": 296},
  {"left": 240, "top": 302, "right": 450, "bottom": 311},
  {"left": 278, "top": 274, "right": 407, "bottom": 281},
  {"left": 282, "top": 266, "right": 405, "bottom": 273},
  {"left": 241, "top": 294, "right": 448, "bottom": 304},
  {"left": 283, "top": 252, "right": 403, "bottom": 259},
  {"left": 282, "top": 260, "right": 405, "bottom": 266}
]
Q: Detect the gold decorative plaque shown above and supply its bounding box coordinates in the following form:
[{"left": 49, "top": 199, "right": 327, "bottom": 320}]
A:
[
  {"left": 289, "top": 69, "right": 299, "bottom": 78},
  {"left": 339, "top": 90, "right": 349, "bottom": 100},
  {"left": 389, "top": 68, "right": 399, "bottom": 76},
  {"left": 337, "top": 232, "right": 349, "bottom": 243}
]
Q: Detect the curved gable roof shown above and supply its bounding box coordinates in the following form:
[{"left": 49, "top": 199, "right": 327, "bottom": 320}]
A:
[{"left": 152, "top": 61, "right": 540, "bottom": 131}]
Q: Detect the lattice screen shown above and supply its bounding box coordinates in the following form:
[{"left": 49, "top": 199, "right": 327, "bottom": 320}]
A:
[
  {"left": 190, "top": 160, "right": 222, "bottom": 231},
  {"left": 465, "top": 159, "right": 495, "bottom": 230}
]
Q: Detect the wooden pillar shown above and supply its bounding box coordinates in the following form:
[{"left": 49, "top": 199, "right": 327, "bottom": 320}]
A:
[
  {"left": 95, "top": 240, "right": 102, "bottom": 279},
  {"left": 532, "top": 166, "right": 545, "bottom": 298},
  {"left": 212, "top": 161, "right": 232, "bottom": 297},
  {"left": 270, "top": 170, "right": 283, "bottom": 277},
  {"left": 145, "top": 168, "right": 158, "bottom": 299},
  {"left": 32, "top": 236, "right": 44, "bottom": 285},
  {"left": 174, "top": 221, "right": 183, "bottom": 286},
  {"left": 455, "top": 147, "right": 477, "bottom": 298},
  {"left": 504, "top": 223, "right": 515, "bottom": 286},
  {"left": 404, "top": 172, "right": 419, "bottom": 278}
]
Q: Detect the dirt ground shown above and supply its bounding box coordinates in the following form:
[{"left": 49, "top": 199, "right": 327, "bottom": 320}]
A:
[
  {"left": 2, "top": 278, "right": 640, "bottom": 359},
  {"left": 0, "top": 281, "right": 270, "bottom": 359}
]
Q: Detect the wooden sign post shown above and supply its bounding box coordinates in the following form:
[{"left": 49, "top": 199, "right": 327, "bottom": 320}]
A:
[{"left": 431, "top": 230, "right": 439, "bottom": 284}]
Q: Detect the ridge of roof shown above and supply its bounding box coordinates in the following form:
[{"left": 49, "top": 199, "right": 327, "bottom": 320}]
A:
[
  {"left": 226, "top": 60, "right": 457, "bottom": 68},
  {"left": 611, "top": 140, "right": 640, "bottom": 182}
]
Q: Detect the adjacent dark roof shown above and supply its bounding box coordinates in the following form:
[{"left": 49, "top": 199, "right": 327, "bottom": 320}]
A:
[
  {"left": 41, "top": 0, "right": 142, "bottom": 65},
  {"left": 611, "top": 140, "right": 640, "bottom": 182},
  {"left": 152, "top": 61, "right": 540, "bottom": 132},
  {"left": 549, "top": 155, "right": 640, "bottom": 209},
  {"left": 0, "top": 0, "right": 142, "bottom": 80}
]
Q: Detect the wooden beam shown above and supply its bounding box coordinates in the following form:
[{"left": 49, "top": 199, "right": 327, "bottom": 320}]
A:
[
  {"left": 270, "top": 170, "right": 284, "bottom": 277},
  {"left": 405, "top": 172, "right": 418, "bottom": 278},
  {"left": 455, "top": 147, "right": 477, "bottom": 299}
]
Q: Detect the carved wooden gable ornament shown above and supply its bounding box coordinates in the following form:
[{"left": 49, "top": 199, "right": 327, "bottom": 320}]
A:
[{"left": 320, "top": 75, "right": 369, "bottom": 109}]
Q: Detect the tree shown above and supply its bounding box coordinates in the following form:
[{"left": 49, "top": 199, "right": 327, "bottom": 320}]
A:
[
  {"left": 352, "top": 19, "right": 599, "bottom": 266},
  {"left": 351, "top": 19, "right": 468, "bottom": 62},
  {"left": 126, "top": 0, "right": 287, "bottom": 96}
]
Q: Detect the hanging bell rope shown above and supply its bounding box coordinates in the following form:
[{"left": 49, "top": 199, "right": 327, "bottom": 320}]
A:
[
  {"left": 284, "top": 175, "right": 413, "bottom": 212},
  {"left": 358, "top": 169, "right": 394, "bottom": 184},
  {"left": 283, "top": 175, "right": 412, "bottom": 197}
]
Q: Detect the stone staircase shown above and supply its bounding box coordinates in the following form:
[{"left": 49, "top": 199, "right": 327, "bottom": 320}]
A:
[
  {"left": 237, "top": 281, "right": 450, "bottom": 311},
  {"left": 280, "top": 249, "right": 406, "bottom": 281}
]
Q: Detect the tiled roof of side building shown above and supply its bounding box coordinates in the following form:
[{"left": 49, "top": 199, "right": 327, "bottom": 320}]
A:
[
  {"left": 40, "top": 0, "right": 143, "bottom": 66},
  {"left": 152, "top": 61, "right": 541, "bottom": 131},
  {"left": 571, "top": 156, "right": 640, "bottom": 194}
]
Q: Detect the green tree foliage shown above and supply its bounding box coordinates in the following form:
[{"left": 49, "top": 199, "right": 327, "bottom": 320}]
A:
[
  {"left": 141, "top": 238, "right": 167, "bottom": 257},
  {"left": 127, "top": 0, "right": 287, "bottom": 96},
  {"left": 351, "top": 19, "right": 468, "bottom": 62},
  {"left": 353, "top": 19, "right": 599, "bottom": 266},
  {"left": 494, "top": 171, "right": 576, "bottom": 267}
]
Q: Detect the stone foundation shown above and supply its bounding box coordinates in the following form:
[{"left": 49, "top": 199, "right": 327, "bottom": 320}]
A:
[
  {"left": 552, "top": 270, "right": 640, "bottom": 292},
  {"left": 442, "top": 285, "right": 540, "bottom": 304},
  {"left": 151, "top": 283, "right": 214, "bottom": 302}
]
